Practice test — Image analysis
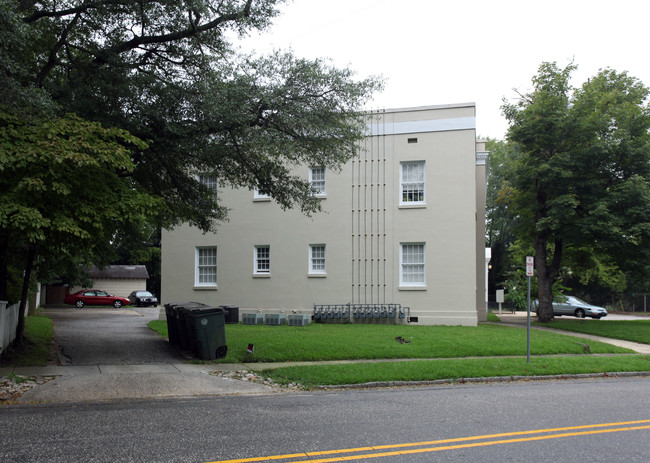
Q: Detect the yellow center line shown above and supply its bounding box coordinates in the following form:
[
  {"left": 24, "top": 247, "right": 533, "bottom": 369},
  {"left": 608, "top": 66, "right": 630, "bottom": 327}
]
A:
[
  {"left": 296, "top": 425, "right": 650, "bottom": 463},
  {"left": 206, "top": 419, "right": 650, "bottom": 463}
]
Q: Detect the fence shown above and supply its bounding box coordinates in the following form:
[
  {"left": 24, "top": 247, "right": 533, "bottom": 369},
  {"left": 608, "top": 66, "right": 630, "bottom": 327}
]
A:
[
  {"left": 1, "top": 301, "right": 21, "bottom": 355},
  {"left": 487, "top": 301, "right": 517, "bottom": 313}
]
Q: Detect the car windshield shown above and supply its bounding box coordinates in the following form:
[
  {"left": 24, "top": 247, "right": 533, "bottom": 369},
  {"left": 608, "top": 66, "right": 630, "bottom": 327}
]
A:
[
  {"left": 567, "top": 296, "right": 588, "bottom": 305},
  {"left": 137, "top": 291, "right": 153, "bottom": 297}
]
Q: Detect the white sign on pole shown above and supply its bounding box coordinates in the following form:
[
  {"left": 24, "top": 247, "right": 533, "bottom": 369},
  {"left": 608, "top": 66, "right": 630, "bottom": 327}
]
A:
[
  {"left": 525, "top": 256, "right": 533, "bottom": 363},
  {"left": 526, "top": 256, "right": 534, "bottom": 276}
]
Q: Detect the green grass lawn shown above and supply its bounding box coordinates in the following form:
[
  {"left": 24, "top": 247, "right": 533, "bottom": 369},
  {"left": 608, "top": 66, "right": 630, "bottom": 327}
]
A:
[
  {"left": 148, "top": 320, "right": 633, "bottom": 364},
  {"left": 264, "top": 355, "right": 650, "bottom": 387},
  {"left": 147, "top": 319, "right": 650, "bottom": 387},
  {"left": 535, "top": 319, "right": 650, "bottom": 344},
  {"left": 0, "top": 316, "right": 53, "bottom": 367}
]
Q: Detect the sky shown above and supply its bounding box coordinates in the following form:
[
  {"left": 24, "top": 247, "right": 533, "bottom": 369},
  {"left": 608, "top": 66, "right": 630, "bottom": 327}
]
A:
[{"left": 233, "top": 0, "right": 650, "bottom": 139}]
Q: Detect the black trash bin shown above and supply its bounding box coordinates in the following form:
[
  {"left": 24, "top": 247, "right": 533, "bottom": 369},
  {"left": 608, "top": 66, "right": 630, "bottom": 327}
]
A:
[
  {"left": 220, "top": 305, "right": 239, "bottom": 324},
  {"left": 164, "top": 303, "right": 180, "bottom": 346},
  {"left": 186, "top": 306, "right": 228, "bottom": 360},
  {"left": 176, "top": 302, "right": 209, "bottom": 352}
]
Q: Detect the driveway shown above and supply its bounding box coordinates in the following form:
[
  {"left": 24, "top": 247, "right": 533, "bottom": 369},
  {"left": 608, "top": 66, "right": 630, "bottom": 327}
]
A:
[
  {"left": 1, "top": 307, "right": 273, "bottom": 403},
  {"left": 46, "top": 307, "right": 186, "bottom": 365}
]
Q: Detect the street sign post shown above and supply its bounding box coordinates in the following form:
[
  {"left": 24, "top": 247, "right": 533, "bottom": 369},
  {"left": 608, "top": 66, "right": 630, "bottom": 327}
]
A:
[{"left": 526, "top": 256, "right": 533, "bottom": 363}]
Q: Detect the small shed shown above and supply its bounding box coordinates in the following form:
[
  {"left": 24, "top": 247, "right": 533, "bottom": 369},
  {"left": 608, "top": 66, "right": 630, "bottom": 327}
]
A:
[{"left": 72, "top": 265, "right": 150, "bottom": 298}]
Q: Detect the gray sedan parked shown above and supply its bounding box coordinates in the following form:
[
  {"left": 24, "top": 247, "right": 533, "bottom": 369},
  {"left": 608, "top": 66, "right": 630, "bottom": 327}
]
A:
[
  {"left": 128, "top": 290, "right": 159, "bottom": 307},
  {"left": 533, "top": 295, "right": 608, "bottom": 319}
]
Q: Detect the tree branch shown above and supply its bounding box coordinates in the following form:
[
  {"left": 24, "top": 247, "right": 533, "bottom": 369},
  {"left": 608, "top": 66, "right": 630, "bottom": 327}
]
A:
[
  {"left": 96, "top": 0, "right": 254, "bottom": 61},
  {"left": 36, "top": 11, "right": 82, "bottom": 86},
  {"left": 23, "top": 0, "right": 120, "bottom": 23}
]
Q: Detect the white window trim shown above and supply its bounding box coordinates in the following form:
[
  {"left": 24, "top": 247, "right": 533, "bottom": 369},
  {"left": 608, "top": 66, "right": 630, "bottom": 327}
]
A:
[
  {"left": 197, "top": 174, "right": 218, "bottom": 198},
  {"left": 399, "top": 161, "right": 426, "bottom": 207},
  {"left": 309, "top": 167, "right": 327, "bottom": 197},
  {"left": 253, "top": 186, "right": 271, "bottom": 201},
  {"left": 308, "top": 244, "right": 327, "bottom": 276},
  {"left": 399, "top": 242, "right": 426, "bottom": 289},
  {"left": 254, "top": 245, "right": 271, "bottom": 276},
  {"left": 195, "top": 246, "right": 218, "bottom": 289}
]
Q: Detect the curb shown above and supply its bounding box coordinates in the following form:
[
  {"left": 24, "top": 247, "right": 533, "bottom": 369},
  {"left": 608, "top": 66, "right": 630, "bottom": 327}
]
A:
[{"left": 314, "top": 370, "right": 650, "bottom": 390}]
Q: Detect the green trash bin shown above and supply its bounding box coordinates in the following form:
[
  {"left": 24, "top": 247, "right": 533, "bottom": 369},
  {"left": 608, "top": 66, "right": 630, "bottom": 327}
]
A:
[
  {"left": 186, "top": 306, "right": 228, "bottom": 360},
  {"left": 164, "top": 303, "right": 180, "bottom": 346},
  {"left": 176, "top": 302, "right": 209, "bottom": 352}
]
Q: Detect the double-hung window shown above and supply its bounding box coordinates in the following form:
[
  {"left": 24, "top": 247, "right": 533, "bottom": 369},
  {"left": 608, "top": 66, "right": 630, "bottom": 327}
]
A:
[
  {"left": 198, "top": 174, "right": 218, "bottom": 198},
  {"left": 254, "top": 186, "right": 270, "bottom": 200},
  {"left": 400, "top": 243, "right": 425, "bottom": 287},
  {"left": 309, "top": 244, "right": 326, "bottom": 275},
  {"left": 400, "top": 161, "right": 425, "bottom": 205},
  {"left": 309, "top": 167, "right": 326, "bottom": 196},
  {"left": 254, "top": 245, "right": 270, "bottom": 274},
  {"left": 195, "top": 247, "right": 217, "bottom": 287}
]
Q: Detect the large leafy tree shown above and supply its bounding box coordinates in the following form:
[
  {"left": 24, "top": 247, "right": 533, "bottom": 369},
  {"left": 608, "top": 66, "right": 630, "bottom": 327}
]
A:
[
  {"left": 502, "top": 62, "right": 650, "bottom": 322},
  {"left": 485, "top": 138, "right": 519, "bottom": 296},
  {"left": 1, "top": 0, "right": 380, "bottom": 343},
  {"left": 0, "top": 111, "right": 159, "bottom": 343},
  {"left": 15, "top": 0, "right": 380, "bottom": 228}
]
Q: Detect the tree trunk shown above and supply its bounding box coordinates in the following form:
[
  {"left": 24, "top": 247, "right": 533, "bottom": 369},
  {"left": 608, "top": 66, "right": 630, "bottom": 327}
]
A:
[
  {"left": 0, "top": 234, "right": 7, "bottom": 301},
  {"left": 534, "top": 233, "right": 562, "bottom": 323},
  {"left": 14, "top": 242, "right": 36, "bottom": 346}
]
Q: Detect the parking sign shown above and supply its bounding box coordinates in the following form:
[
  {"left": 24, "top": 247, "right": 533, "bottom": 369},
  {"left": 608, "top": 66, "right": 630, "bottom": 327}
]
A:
[{"left": 526, "top": 256, "right": 534, "bottom": 276}]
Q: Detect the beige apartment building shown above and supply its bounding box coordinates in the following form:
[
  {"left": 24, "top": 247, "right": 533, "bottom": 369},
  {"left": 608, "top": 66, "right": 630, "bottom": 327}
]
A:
[{"left": 161, "top": 103, "right": 489, "bottom": 326}]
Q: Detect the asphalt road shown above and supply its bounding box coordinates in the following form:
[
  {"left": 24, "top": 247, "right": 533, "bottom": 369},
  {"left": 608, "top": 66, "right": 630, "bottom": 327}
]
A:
[
  {"left": 2, "top": 376, "right": 649, "bottom": 462},
  {"left": 47, "top": 307, "right": 185, "bottom": 365}
]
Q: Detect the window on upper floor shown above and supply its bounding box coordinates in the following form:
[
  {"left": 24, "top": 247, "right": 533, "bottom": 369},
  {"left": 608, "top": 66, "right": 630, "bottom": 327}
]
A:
[
  {"left": 309, "top": 244, "right": 326, "bottom": 275},
  {"left": 198, "top": 174, "right": 218, "bottom": 198},
  {"left": 400, "top": 161, "right": 425, "bottom": 205},
  {"left": 254, "top": 245, "right": 270, "bottom": 274},
  {"left": 400, "top": 243, "right": 425, "bottom": 287},
  {"left": 309, "top": 167, "right": 326, "bottom": 196},
  {"left": 254, "top": 186, "right": 271, "bottom": 200},
  {"left": 195, "top": 247, "right": 217, "bottom": 287}
]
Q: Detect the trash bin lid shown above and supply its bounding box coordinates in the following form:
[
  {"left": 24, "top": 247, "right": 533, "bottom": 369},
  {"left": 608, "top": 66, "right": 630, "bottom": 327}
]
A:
[{"left": 185, "top": 306, "right": 226, "bottom": 317}]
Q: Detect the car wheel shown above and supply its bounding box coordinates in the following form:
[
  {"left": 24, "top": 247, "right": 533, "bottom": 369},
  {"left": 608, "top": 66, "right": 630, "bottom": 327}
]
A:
[
  {"left": 113, "top": 300, "right": 123, "bottom": 308},
  {"left": 575, "top": 308, "right": 585, "bottom": 318},
  {"left": 75, "top": 300, "right": 85, "bottom": 308}
]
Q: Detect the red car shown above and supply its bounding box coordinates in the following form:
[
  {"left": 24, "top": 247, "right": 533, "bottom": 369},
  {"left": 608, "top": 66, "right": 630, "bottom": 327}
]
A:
[{"left": 64, "top": 289, "right": 131, "bottom": 308}]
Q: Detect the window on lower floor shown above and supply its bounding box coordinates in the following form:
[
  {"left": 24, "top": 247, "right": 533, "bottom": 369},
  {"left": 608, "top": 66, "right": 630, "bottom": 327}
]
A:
[
  {"left": 400, "top": 243, "right": 425, "bottom": 286},
  {"left": 254, "top": 245, "right": 270, "bottom": 274},
  {"left": 195, "top": 247, "right": 217, "bottom": 287},
  {"left": 309, "top": 244, "right": 326, "bottom": 274}
]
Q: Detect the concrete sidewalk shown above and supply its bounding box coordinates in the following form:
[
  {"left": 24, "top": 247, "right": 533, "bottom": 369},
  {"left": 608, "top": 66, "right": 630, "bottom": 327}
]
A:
[
  {"left": 0, "top": 363, "right": 276, "bottom": 403},
  {"left": 3, "top": 313, "right": 649, "bottom": 404},
  {"left": 496, "top": 311, "right": 650, "bottom": 354}
]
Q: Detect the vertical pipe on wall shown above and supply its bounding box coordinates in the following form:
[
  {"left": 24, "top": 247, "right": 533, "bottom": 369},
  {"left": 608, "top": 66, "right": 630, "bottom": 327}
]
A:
[
  {"left": 363, "top": 120, "right": 368, "bottom": 304},
  {"left": 366, "top": 123, "right": 375, "bottom": 304},
  {"left": 381, "top": 109, "right": 387, "bottom": 303}
]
